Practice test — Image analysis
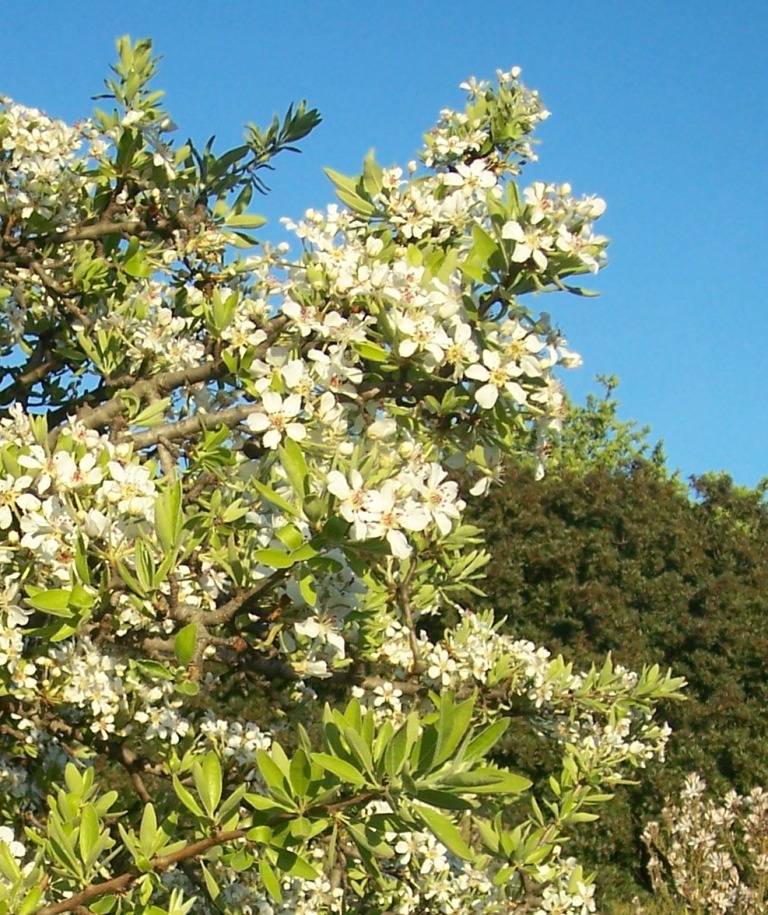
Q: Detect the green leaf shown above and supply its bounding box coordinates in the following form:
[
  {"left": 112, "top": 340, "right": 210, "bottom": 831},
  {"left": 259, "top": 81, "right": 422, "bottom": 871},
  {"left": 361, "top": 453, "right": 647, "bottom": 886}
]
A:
[
  {"left": 465, "top": 719, "right": 510, "bottom": 763},
  {"left": 155, "top": 481, "right": 183, "bottom": 554},
  {"left": 256, "top": 750, "right": 292, "bottom": 801},
  {"left": 254, "top": 481, "right": 301, "bottom": 518},
  {"left": 441, "top": 769, "right": 532, "bottom": 795},
  {"left": 279, "top": 438, "right": 309, "bottom": 503},
  {"left": 172, "top": 775, "right": 204, "bottom": 818},
  {"left": 414, "top": 789, "right": 475, "bottom": 811},
  {"left": 361, "top": 149, "right": 384, "bottom": 197},
  {"left": 134, "top": 540, "right": 155, "bottom": 593},
  {"left": 25, "top": 588, "right": 74, "bottom": 616},
  {"left": 352, "top": 341, "right": 390, "bottom": 363},
  {"left": 299, "top": 570, "right": 317, "bottom": 606},
  {"left": 253, "top": 547, "right": 295, "bottom": 569},
  {"left": 347, "top": 822, "right": 394, "bottom": 859},
  {"left": 384, "top": 713, "right": 419, "bottom": 779},
  {"left": 193, "top": 753, "right": 222, "bottom": 818},
  {"left": 334, "top": 186, "right": 377, "bottom": 217},
  {"left": 0, "top": 840, "right": 20, "bottom": 882},
  {"left": 259, "top": 857, "right": 282, "bottom": 903},
  {"left": 289, "top": 749, "right": 311, "bottom": 797},
  {"left": 471, "top": 223, "right": 498, "bottom": 265},
  {"left": 433, "top": 693, "right": 475, "bottom": 769},
  {"left": 323, "top": 167, "right": 359, "bottom": 196},
  {"left": 139, "top": 803, "right": 158, "bottom": 855},
  {"left": 224, "top": 213, "right": 267, "bottom": 229},
  {"left": 131, "top": 398, "right": 171, "bottom": 427},
  {"left": 78, "top": 803, "right": 100, "bottom": 864},
  {"left": 173, "top": 623, "right": 198, "bottom": 667},
  {"left": 17, "top": 886, "right": 43, "bottom": 915},
  {"left": 276, "top": 849, "right": 320, "bottom": 880},
  {"left": 343, "top": 727, "right": 374, "bottom": 777},
  {"left": 276, "top": 523, "right": 303, "bottom": 552},
  {"left": 124, "top": 250, "right": 153, "bottom": 278},
  {"left": 245, "top": 793, "right": 289, "bottom": 814},
  {"left": 412, "top": 804, "right": 473, "bottom": 860},
  {"left": 313, "top": 753, "right": 367, "bottom": 787},
  {"left": 201, "top": 863, "right": 220, "bottom": 902}
]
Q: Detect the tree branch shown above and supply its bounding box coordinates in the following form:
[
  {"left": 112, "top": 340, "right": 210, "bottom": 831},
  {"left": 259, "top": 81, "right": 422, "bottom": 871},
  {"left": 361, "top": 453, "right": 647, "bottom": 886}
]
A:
[{"left": 128, "top": 402, "right": 263, "bottom": 450}]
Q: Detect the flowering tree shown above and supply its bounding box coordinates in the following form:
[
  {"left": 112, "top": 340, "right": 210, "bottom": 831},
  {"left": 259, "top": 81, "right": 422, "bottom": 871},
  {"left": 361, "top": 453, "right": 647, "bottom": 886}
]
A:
[{"left": 0, "top": 39, "right": 684, "bottom": 915}]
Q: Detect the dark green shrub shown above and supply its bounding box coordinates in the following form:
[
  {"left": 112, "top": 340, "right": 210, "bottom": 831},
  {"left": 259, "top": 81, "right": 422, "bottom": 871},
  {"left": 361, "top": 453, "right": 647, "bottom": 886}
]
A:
[{"left": 466, "top": 458, "right": 768, "bottom": 899}]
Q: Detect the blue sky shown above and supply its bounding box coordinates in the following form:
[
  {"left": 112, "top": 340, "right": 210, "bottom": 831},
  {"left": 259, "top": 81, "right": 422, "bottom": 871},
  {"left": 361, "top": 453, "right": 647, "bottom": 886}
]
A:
[{"left": 3, "top": 2, "right": 767, "bottom": 486}]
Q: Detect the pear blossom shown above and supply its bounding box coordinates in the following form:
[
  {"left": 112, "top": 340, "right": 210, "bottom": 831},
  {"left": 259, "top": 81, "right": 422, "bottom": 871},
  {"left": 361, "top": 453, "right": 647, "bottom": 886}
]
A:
[
  {"left": 502, "top": 219, "right": 552, "bottom": 270},
  {"left": 245, "top": 391, "right": 306, "bottom": 449},
  {"left": 465, "top": 349, "right": 528, "bottom": 408}
]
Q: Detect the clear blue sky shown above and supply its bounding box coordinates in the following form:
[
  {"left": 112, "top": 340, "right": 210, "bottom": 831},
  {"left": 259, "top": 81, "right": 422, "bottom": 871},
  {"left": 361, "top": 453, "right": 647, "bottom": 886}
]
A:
[{"left": 3, "top": 2, "right": 767, "bottom": 486}]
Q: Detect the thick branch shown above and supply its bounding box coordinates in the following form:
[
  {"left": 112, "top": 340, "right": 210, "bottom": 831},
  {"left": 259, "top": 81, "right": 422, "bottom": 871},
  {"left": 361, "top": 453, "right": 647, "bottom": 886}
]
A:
[{"left": 129, "top": 402, "right": 262, "bottom": 450}]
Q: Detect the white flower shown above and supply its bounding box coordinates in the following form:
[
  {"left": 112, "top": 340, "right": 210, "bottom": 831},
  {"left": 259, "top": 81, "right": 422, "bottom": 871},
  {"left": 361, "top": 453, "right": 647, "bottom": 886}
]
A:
[
  {"left": 501, "top": 220, "right": 551, "bottom": 271},
  {"left": 441, "top": 160, "right": 497, "bottom": 191},
  {"left": 412, "top": 464, "right": 462, "bottom": 536},
  {"left": 294, "top": 615, "right": 346, "bottom": 659},
  {"left": 363, "top": 480, "right": 430, "bottom": 559},
  {"left": 0, "top": 475, "right": 34, "bottom": 529},
  {"left": 327, "top": 469, "right": 377, "bottom": 540},
  {"left": 245, "top": 392, "right": 306, "bottom": 450},
  {"left": 465, "top": 349, "right": 527, "bottom": 409}
]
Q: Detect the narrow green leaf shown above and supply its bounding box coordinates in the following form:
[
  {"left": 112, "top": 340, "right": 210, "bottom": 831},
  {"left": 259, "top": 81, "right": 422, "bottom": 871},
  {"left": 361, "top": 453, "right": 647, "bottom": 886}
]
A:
[
  {"left": 289, "top": 749, "right": 311, "bottom": 797},
  {"left": 412, "top": 804, "right": 473, "bottom": 860},
  {"left": 201, "top": 862, "right": 220, "bottom": 902},
  {"left": 17, "top": 886, "right": 43, "bottom": 915},
  {"left": 172, "top": 775, "right": 204, "bottom": 818},
  {"left": 279, "top": 439, "right": 309, "bottom": 503},
  {"left": 155, "top": 481, "right": 183, "bottom": 554},
  {"left": 465, "top": 719, "right": 510, "bottom": 763},
  {"left": 343, "top": 727, "right": 373, "bottom": 776},
  {"left": 224, "top": 213, "right": 267, "bottom": 229},
  {"left": 254, "top": 481, "right": 301, "bottom": 518},
  {"left": 433, "top": 693, "right": 475, "bottom": 769},
  {"left": 0, "top": 841, "right": 20, "bottom": 882},
  {"left": 323, "top": 167, "right": 359, "bottom": 195},
  {"left": 78, "top": 803, "right": 100, "bottom": 864},
  {"left": 347, "top": 822, "right": 394, "bottom": 859},
  {"left": 313, "top": 753, "right": 367, "bottom": 787},
  {"left": 139, "top": 803, "right": 157, "bottom": 855},
  {"left": 413, "top": 790, "right": 475, "bottom": 811},
  {"left": 193, "top": 753, "right": 222, "bottom": 818},
  {"left": 256, "top": 750, "right": 291, "bottom": 799},
  {"left": 352, "top": 341, "right": 390, "bottom": 363},
  {"left": 131, "top": 398, "right": 171, "bottom": 427},
  {"left": 259, "top": 857, "right": 282, "bottom": 903}
]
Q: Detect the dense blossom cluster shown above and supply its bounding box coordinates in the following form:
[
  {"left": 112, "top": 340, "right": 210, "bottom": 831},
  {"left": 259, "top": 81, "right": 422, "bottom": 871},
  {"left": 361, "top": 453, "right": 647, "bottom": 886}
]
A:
[
  {"left": 0, "top": 39, "right": 684, "bottom": 915},
  {"left": 643, "top": 774, "right": 768, "bottom": 913}
]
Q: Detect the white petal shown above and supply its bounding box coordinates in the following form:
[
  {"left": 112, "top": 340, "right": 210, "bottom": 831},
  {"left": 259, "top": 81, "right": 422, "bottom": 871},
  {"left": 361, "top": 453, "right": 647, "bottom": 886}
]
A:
[
  {"left": 475, "top": 384, "right": 499, "bottom": 409},
  {"left": 286, "top": 423, "right": 306, "bottom": 441},
  {"left": 386, "top": 529, "right": 412, "bottom": 559}
]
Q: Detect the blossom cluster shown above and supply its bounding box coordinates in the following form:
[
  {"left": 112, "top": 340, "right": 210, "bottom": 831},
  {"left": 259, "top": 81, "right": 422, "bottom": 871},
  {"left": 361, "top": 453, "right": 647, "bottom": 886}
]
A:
[
  {"left": 643, "top": 773, "right": 768, "bottom": 913},
  {"left": 0, "top": 95, "right": 102, "bottom": 224}
]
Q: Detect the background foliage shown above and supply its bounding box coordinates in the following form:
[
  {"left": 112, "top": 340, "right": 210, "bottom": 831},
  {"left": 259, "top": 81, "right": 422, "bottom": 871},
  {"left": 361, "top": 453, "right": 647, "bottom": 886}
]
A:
[{"left": 467, "top": 384, "right": 768, "bottom": 900}]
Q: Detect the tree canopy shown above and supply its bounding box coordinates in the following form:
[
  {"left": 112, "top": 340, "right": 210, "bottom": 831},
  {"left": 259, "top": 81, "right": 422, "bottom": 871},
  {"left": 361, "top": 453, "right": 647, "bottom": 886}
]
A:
[{"left": 0, "top": 38, "right": 683, "bottom": 915}]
